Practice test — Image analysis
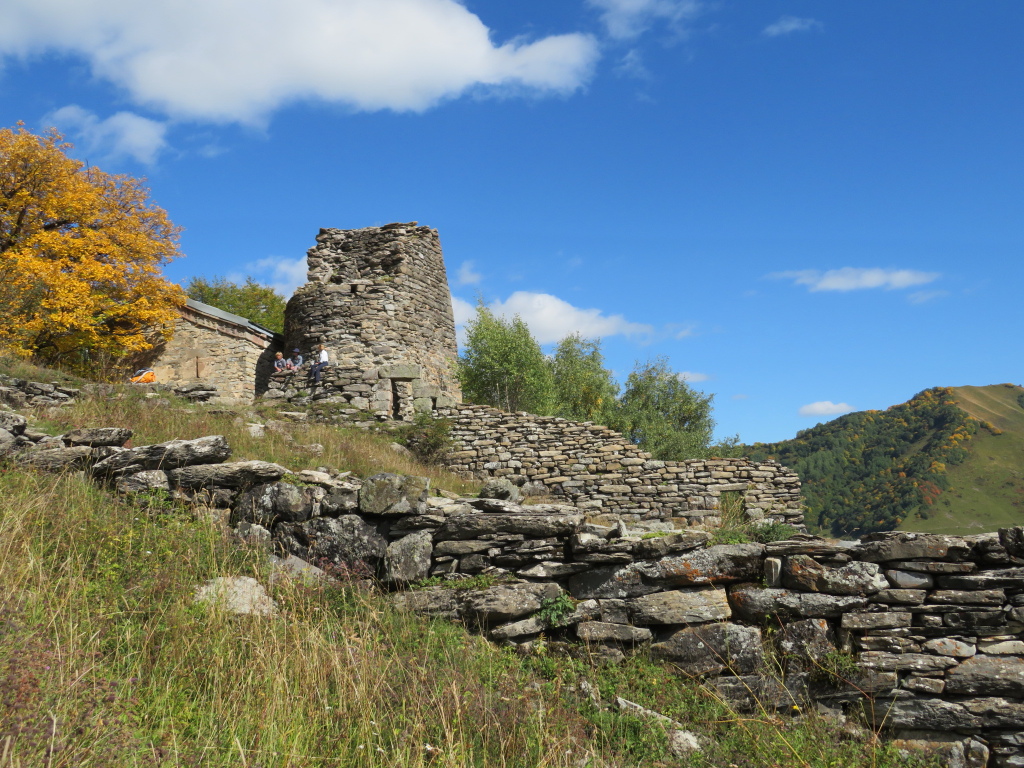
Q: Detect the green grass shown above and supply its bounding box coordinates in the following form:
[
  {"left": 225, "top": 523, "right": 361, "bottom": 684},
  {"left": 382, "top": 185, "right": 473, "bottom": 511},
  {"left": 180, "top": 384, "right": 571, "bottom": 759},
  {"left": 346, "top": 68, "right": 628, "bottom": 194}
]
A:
[
  {"left": 0, "top": 468, "right": 938, "bottom": 768},
  {"left": 0, "top": 354, "right": 939, "bottom": 766},
  {"left": 901, "top": 383, "right": 1024, "bottom": 534}
]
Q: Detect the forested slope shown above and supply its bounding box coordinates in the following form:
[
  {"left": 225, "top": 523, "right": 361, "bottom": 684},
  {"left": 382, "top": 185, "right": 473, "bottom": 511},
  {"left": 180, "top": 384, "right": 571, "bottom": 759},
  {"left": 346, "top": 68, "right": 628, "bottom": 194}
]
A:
[{"left": 745, "top": 384, "right": 1023, "bottom": 537}]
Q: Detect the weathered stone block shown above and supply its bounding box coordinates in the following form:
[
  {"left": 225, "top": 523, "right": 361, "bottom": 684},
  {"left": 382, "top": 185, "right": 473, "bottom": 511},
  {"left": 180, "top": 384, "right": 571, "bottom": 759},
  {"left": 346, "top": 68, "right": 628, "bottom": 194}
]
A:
[
  {"left": 650, "top": 623, "right": 764, "bottom": 676},
  {"left": 627, "top": 587, "right": 731, "bottom": 626}
]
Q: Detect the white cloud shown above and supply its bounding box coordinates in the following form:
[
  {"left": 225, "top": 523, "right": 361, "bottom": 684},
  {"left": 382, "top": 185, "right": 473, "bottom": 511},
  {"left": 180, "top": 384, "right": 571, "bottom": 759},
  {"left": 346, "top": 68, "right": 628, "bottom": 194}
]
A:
[
  {"left": 908, "top": 289, "right": 950, "bottom": 305},
  {"left": 247, "top": 256, "right": 308, "bottom": 298},
  {"left": 678, "top": 371, "right": 709, "bottom": 383},
  {"left": 45, "top": 105, "right": 167, "bottom": 164},
  {"left": 0, "top": 0, "right": 599, "bottom": 123},
  {"left": 771, "top": 267, "right": 941, "bottom": 292},
  {"left": 587, "top": 0, "right": 702, "bottom": 40},
  {"left": 450, "top": 295, "right": 476, "bottom": 327},
  {"left": 456, "top": 261, "right": 482, "bottom": 286},
  {"left": 615, "top": 49, "right": 651, "bottom": 80},
  {"left": 452, "top": 290, "right": 652, "bottom": 345},
  {"left": 731, "top": 394, "right": 749, "bottom": 400},
  {"left": 763, "top": 16, "right": 823, "bottom": 37},
  {"left": 491, "top": 291, "right": 653, "bottom": 344},
  {"left": 450, "top": 295, "right": 476, "bottom": 348},
  {"left": 799, "top": 401, "right": 854, "bottom": 417}
]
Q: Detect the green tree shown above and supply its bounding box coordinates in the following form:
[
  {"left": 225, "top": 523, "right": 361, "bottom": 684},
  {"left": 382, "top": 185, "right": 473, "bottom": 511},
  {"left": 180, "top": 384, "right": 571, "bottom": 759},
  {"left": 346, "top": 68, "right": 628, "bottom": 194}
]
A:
[
  {"left": 610, "top": 357, "right": 716, "bottom": 461},
  {"left": 550, "top": 333, "right": 618, "bottom": 423},
  {"left": 185, "top": 275, "right": 286, "bottom": 334},
  {"left": 458, "top": 301, "right": 553, "bottom": 414}
]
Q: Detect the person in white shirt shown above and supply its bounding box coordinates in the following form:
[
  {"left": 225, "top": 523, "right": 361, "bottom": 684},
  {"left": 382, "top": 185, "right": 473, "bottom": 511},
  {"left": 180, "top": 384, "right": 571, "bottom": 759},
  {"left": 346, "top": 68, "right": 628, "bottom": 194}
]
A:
[{"left": 309, "top": 344, "right": 329, "bottom": 384}]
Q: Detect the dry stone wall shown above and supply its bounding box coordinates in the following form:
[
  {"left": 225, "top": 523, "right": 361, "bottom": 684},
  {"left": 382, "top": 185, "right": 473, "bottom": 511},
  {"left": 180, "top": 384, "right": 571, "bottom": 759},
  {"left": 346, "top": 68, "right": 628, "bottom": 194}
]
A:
[
  {"left": 6, "top": 415, "right": 1023, "bottom": 766},
  {"left": 283, "top": 223, "right": 461, "bottom": 407},
  {"left": 433, "top": 403, "right": 805, "bottom": 529},
  {"left": 263, "top": 361, "right": 458, "bottom": 420}
]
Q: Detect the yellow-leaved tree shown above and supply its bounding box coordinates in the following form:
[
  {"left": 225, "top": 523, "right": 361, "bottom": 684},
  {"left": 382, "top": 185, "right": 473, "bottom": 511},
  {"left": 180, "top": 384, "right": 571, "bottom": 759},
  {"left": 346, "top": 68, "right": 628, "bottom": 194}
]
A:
[{"left": 0, "top": 124, "right": 184, "bottom": 370}]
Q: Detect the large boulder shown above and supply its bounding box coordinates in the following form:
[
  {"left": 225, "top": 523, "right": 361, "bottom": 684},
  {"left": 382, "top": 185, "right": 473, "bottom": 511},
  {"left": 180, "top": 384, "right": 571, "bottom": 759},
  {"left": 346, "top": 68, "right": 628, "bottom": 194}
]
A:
[
  {"left": 231, "top": 482, "right": 315, "bottom": 527},
  {"left": 320, "top": 483, "right": 360, "bottom": 516},
  {"left": 778, "top": 618, "right": 836, "bottom": 669},
  {"left": 359, "top": 473, "right": 429, "bottom": 515},
  {"left": 651, "top": 623, "right": 764, "bottom": 676},
  {"left": 781, "top": 555, "right": 888, "bottom": 595},
  {"left": 92, "top": 435, "right": 231, "bottom": 477},
  {"left": 0, "top": 428, "right": 18, "bottom": 456},
  {"left": 275, "top": 515, "right": 388, "bottom": 575},
  {"left": 384, "top": 531, "right": 433, "bottom": 583}
]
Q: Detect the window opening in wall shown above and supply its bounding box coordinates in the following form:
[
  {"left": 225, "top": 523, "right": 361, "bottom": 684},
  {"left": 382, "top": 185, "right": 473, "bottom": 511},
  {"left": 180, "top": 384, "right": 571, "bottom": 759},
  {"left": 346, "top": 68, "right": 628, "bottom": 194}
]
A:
[{"left": 391, "top": 379, "right": 401, "bottom": 420}]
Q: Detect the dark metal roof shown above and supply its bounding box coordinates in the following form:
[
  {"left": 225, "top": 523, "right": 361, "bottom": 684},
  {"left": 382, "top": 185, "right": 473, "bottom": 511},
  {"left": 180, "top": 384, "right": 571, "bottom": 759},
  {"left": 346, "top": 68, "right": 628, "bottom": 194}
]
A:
[{"left": 184, "top": 298, "right": 281, "bottom": 340}]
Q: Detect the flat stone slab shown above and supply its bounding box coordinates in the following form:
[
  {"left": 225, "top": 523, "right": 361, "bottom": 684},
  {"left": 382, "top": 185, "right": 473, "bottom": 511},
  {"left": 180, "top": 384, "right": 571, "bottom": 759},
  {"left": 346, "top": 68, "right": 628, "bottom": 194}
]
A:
[
  {"left": 92, "top": 435, "right": 231, "bottom": 476},
  {"left": 855, "top": 532, "right": 971, "bottom": 563},
  {"left": 631, "top": 543, "right": 765, "bottom": 586},
  {"left": 729, "top": 584, "right": 868, "bottom": 621},
  {"left": 627, "top": 587, "right": 731, "bottom": 626},
  {"left": 435, "top": 513, "right": 583, "bottom": 541},
  {"left": 168, "top": 460, "right": 288, "bottom": 489},
  {"left": 62, "top": 427, "right": 132, "bottom": 447},
  {"left": 945, "top": 655, "right": 1024, "bottom": 697}
]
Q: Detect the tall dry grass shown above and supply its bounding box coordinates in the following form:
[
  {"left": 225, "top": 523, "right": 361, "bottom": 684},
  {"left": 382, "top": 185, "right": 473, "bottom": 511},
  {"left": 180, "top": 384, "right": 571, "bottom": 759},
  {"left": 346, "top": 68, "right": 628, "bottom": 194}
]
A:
[
  {"left": 32, "top": 388, "right": 478, "bottom": 496},
  {"left": 0, "top": 470, "right": 601, "bottom": 767}
]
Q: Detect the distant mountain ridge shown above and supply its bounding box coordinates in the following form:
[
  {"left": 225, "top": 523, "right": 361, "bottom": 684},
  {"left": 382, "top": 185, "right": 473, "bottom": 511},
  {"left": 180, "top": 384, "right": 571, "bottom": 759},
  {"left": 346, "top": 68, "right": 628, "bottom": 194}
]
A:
[{"left": 744, "top": 383, "right": 1024, "bottom": 537}]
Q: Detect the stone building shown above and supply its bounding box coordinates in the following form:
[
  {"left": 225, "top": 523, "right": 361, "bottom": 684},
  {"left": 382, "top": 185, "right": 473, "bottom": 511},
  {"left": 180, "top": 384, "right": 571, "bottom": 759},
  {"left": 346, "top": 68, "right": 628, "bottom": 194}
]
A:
[
  {"left": 267, "top": 222, "right": 462, "bottom": 417},
  {"left": 145, "top": 298, "right": 281, "bottom": 403}
]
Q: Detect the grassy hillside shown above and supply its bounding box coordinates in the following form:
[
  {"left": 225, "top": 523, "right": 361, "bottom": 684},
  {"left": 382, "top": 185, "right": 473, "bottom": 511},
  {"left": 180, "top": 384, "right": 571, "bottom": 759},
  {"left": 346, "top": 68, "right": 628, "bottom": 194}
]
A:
[
  {"left": 0, "top": 355, "right": 927, "bottom": 767},
  {"left": 901, "top": 383, "right": 1024, "bottom": 534},
  {"left": 746, "top": 384, "right": 1024, "bottom": 537}
]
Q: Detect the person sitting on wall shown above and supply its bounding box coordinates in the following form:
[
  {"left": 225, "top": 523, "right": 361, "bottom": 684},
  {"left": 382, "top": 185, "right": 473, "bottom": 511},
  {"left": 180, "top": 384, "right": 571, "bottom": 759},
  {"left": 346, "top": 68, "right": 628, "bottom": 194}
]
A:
[
  {"left": 308, "top": 344, "right": 329, "bottom": 384},
  {"left": 273, "top": 352, "right": 288, "bottom": 372},
  {"left": 287, "top": 348, "right": 303, "bottom": 370}
]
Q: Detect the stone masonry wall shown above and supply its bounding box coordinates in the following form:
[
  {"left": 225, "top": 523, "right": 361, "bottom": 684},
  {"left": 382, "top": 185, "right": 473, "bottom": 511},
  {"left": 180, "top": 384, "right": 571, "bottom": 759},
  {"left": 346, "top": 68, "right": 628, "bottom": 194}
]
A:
[
  {"left": 6, "top": 414, "right": 1022, "bottom": 765},
  {"left": 284, "top": 222, "right": 461, "bottom": 405},
  {"left": 433, "top": 403, "right": 805, "bottom": 529},
  {"left": 145, "top": 304, "right": 279, "bottom": 404}
]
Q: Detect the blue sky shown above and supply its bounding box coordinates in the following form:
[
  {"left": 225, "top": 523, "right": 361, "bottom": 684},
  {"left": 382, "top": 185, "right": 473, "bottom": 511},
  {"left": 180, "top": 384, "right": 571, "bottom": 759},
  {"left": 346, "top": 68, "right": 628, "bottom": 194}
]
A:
[{"left": 2, "top": 1, "right": 1021, "bottom": 443}]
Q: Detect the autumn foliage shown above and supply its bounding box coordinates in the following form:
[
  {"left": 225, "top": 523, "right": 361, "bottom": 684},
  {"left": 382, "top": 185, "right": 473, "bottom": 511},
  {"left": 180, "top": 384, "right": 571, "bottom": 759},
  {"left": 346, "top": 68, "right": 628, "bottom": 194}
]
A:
[{"left": 0, "top": 124, "right": 184, "bottom": 369}]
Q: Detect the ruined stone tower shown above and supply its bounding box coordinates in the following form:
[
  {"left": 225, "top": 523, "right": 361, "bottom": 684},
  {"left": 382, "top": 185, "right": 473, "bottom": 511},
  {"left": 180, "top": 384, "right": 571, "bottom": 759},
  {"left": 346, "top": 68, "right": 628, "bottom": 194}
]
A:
[{"left": 280, "top": 222, "right": 461, "bottom": 418}]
